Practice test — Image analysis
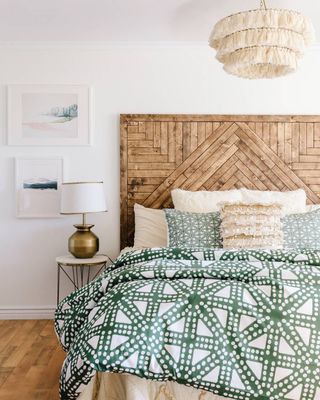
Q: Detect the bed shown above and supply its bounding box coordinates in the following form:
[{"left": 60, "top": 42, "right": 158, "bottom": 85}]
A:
[{"left": 55, "top": 114, "right": 320, "bottom": 400}]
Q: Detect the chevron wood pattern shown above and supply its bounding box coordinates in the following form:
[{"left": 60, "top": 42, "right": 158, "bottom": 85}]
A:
[{"left": 120, "top": 114, "right": 320, "bottom": 248}]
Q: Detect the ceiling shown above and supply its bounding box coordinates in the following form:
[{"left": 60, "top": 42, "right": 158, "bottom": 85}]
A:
[{"left": 0, "top": 0, "right": 318, "bottom": 43}]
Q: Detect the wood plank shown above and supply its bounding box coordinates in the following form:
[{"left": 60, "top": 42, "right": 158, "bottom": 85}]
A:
[
  {"left": 182, "top": 122, "right": 191, "bottom": 161},
  {"left": 307, "top": 123, "right": 314, "bottom": 148},
  {"left": 127, "top": 133, "right": 146, "bottom": 140},
  {"left": 284, "top": 123, "right": 292, "bottom": 164},
  {"left": 277, "top": 123, "right": 285, "bottom": 161},
  {"left": 128, "top": 147, "right": 162, "bottom": 156},
  {"left": 205, "top": 122, "right": 212, "bottom": 139},
  {"left": 128, "top": 170, "right": 169, "bottom": 178},
  {"left": 291, "top": 163, "right": 320, "bottom": 170},
  {"left": 314, "top": 123, "right": 320, "bottom": 141},
  {"left": 197, "top": 122, "right": 206, "bottom": 145},
  {"left": 175, "top": 122, "right": 183, "bottom": 165},
  {"left": 255, "top": 122, "right": 263, "bottom": 139},
  {"left": 145, "top": 121, "right": 154, "bottom": 140},
  {"left": 262, "top": 123, "right": 270, "bottom": 146},
  {"left": 306, "top": 148, "right": 320, "bottom": 155},
  {"left": 160, "top": 122, "right": 168, "bottom": 155},
  {"left": 154, "top": 122, "right": 161, "bottom": 148},
  {"left": 292, "top": 123, "right": 300, "bottom": 162},
  {"left": 168, "top": 122, "right": 176, "bottom": 163},
  {"left": 121, "top": 114, "right": 320, "bottom": 123},
  {"left": 128, "top": 177, "right": 165, "bottom": 185},
  {"left": 128, "top": 154, "right": 169, "bottom": 163},
  {"left": 300, "top": 123, "right": 307, "bottom": 155},
  {"left": 128, "top": 162, "right": 176, "bottom": 170},
  {"left": 127, "top": 140, "right": 154, "bottom": 148},
  {"left": 190, "top": 122, "right": 198, "bottom": 153},
  {"left": 270, "top": 123, "right": 278, "bottom": 153}
]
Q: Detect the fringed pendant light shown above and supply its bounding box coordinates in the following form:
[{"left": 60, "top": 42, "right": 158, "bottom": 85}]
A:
[{"left": 209, "top": 0, "right": 315, "bottom": 79}]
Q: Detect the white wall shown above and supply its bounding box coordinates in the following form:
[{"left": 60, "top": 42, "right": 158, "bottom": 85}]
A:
[{"left": 1, "top": 43, "right": 320, "bottom": 318}]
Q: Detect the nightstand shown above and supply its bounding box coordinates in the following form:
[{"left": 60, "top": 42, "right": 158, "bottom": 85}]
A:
[{"left": 56, "top": 254, "right": 113, "bottom": 304}]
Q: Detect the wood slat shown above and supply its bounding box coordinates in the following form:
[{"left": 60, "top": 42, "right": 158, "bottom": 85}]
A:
[{"left": 121, "top": 114, "right": 320, "bottom": 248}]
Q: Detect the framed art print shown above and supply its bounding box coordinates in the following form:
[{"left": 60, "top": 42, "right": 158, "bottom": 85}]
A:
[
  {"left": 15, "top": 157, "right": 64, "bottom": 218},
  {"left": 8, "top": 84, "right": 92, "bottom": 146}
]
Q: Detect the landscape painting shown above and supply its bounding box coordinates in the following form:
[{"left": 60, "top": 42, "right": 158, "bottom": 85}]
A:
[
  {"left": 16, "top": 157, "right": 64, "bottom": 218},
  {"left": 22, "top": 93, "right": 78, "bottom": 138},
  {"left": 8, "top": 85, "right": 91, "bottom": 145}
]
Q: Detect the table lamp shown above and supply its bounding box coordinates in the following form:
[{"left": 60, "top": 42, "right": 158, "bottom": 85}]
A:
[{"left": 60, "top": 181, "right": 107, "bottom": 259}]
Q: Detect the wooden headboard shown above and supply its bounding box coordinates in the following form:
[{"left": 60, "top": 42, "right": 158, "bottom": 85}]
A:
[{"left": 120, "top": 114, "right": 320, "bottom": 248}]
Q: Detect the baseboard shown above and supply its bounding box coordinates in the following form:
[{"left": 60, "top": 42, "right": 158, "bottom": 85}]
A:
[{"left": 0, "top": 306, "right": 55, "bottom": 320}]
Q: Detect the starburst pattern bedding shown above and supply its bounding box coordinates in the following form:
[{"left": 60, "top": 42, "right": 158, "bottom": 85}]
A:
[{"left": 55, "top": 247, "right": 320, "bottom": 400}]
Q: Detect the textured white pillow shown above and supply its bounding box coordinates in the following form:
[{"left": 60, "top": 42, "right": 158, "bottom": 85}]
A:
[
  {"left": 220, "top": 203, "right": 283, "bottom": 250},
  {"left": 240, "top": 188, "right": 306, "bottom": 215},
  {"left": 134, "top": 204, "right": 167, "bottom": 248},
  {"left": 171, "top": 189, "right": 242, "bottom": 213}
]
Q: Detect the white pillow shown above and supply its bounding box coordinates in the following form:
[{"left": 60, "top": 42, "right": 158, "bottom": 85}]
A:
[
  {"left": 172, "top": 188, "right": 306, "bottom": 215},
  {"left": 134, "top": 204, "right": 167, "bottom": 248},
  {"left": 306, "top": 204, "right": 320, "bottom": 212},
  {"left": 171, "top": 189, "right": 242, "bottom": 213},
  {"left": 240, "top": 188, "right": 306, "bottom": 215}
]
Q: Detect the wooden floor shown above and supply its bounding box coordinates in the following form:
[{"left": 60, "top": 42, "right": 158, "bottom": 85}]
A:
[{"left": 0, "top": 320, "right": 65, "bottom": 400}]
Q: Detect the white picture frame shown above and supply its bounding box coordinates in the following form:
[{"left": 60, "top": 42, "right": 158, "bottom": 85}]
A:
[
  {"left": 8, "top": 84, "right": 92, "bottom": 146},
  {"left": 15, "top": 156, "right": 65, "bottom": 218}
]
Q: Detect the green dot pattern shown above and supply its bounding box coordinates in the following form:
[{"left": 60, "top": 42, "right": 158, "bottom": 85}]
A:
[{"left": 55, "top": 247, "right": 320, "bottom": 400}]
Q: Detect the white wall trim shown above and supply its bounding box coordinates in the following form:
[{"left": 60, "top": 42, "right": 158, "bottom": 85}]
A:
[
  {"left": 0, "top": 306, "right": 55, "bottom": 320},
  {"left": 0, "top": 40, "right": 318, "bottom": 50}
]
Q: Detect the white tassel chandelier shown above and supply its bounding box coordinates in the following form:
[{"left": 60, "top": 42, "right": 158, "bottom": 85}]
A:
[{"left": 209, "top": 0, "right": 315, "bottom": 79}]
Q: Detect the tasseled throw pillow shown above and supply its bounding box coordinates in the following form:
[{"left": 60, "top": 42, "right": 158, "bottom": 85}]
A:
[{"left": 220, "top": 203, "right": 283, "bottom": 250}]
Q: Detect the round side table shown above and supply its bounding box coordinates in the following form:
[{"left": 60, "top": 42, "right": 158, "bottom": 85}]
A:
[{"left": 56, "top": 254, "right": 112, "bottom": 304}]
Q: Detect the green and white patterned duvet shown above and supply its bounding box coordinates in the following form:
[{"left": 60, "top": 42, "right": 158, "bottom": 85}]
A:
[{"left": 55, "top": 247, "right": 320, "bottom": 400}]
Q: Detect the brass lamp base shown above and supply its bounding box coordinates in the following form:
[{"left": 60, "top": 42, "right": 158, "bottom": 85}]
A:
[{"left": 68, "top": 224, "right": 99, "bottom": 259}]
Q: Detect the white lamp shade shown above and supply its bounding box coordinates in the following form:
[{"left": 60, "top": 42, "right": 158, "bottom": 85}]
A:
[{"left": 60, "top": 182, "right": 107, "bottom": 214}]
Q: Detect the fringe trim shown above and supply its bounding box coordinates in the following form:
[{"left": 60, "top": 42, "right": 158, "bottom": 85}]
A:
[
  {"left": 210, "top": 28, "right": 305, "bottom": 57},
  {"left": 221, "top": 225, "right": 283, "bottom": 238},
  {"left": 223, "top": 234, "right": 284, "bottom": 250},
  {"left": 224, "top": 62, "right": 294, "bottom": 79},
  {"left": 210, "top": 9, "right": 315, "bottom": 46},
  {"left": 218, "top": 46, "right": 297, "bottom": 67},
  {"left": 220, "top": 203, "right": 283, "bottom": 216}
]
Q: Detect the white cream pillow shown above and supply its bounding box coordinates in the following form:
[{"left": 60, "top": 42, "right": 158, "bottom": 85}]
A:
[
  {"left": 171, "top": 189, "right": 242, "bottom": 213},
  {"left": 172, "top": 188, "right": 306, "bottom": 215},
  {"left": 240, "top": 188, "right": 306, "bottom": 215},
  {"left": 134, "top": 204, "right": 167, "bottom": 248}
]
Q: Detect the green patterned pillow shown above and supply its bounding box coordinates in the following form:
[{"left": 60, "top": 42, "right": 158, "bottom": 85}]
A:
[
  {"left": 164, "top": 209, "right": 222, "bottom": 248},
  {"left": 283, "top": 209, "right": 320, "bottom": 249}
]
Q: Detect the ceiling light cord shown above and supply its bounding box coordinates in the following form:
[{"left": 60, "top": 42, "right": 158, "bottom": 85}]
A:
[{"left": 260, "top": 0, "right": 267, "bottom": 10}]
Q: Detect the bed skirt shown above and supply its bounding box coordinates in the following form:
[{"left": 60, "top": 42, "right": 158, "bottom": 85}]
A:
[{"left": 78, "top": 373, "right": 231, "bottom": 400}]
